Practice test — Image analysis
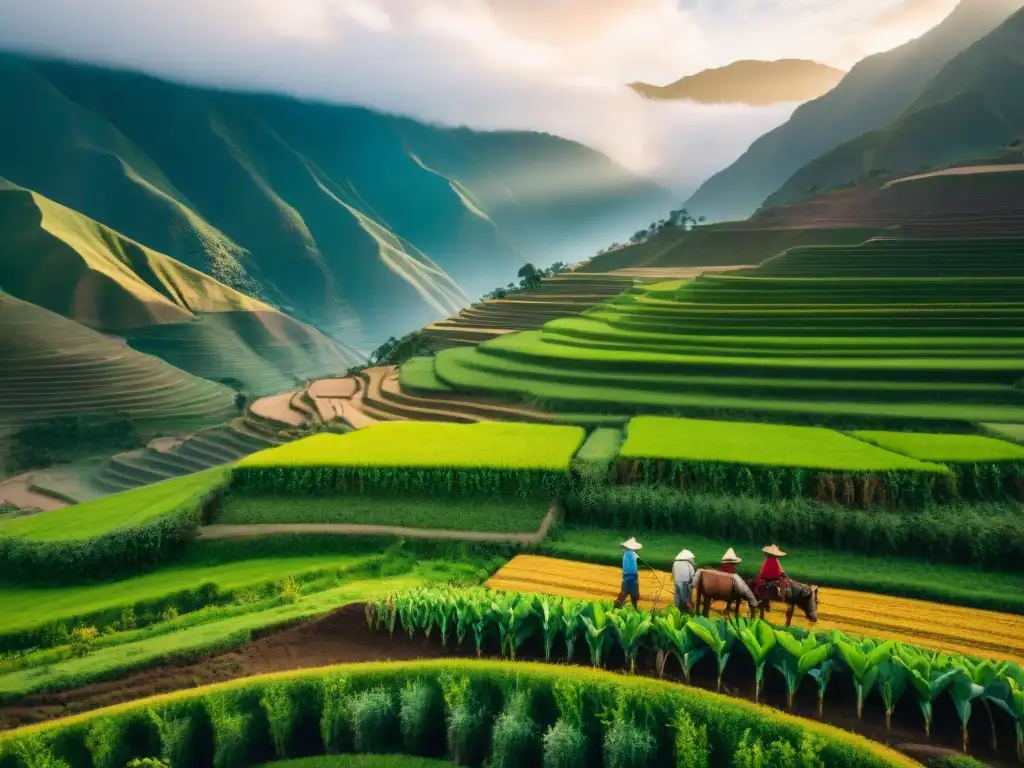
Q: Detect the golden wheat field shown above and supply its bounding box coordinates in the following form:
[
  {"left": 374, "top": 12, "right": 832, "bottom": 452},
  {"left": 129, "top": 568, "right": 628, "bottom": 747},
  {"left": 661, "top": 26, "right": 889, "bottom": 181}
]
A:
[{"left": 485, "top": 555, "right": 1024, "bottom": 664}]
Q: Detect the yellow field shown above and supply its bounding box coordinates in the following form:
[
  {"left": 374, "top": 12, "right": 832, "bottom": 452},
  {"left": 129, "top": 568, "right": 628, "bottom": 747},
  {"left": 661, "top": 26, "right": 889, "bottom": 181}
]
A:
[{"left": 486, "top": 555, "right": 1024, "bottom": 664}]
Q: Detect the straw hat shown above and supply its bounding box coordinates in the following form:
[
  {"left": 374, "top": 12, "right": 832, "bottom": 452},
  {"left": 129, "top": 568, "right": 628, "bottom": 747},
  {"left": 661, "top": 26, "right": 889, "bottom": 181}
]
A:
[
  {"left": 621, "top": 537, "right": 642, "bottom": 551},
  {"left": 762, "top": 544, "right": 787, "bottom": 558},
  {"left": 674, "top": 549, "right": 695, "bottom": 562},
  {"left": 720, "top": 547, "right": 741, "bottom": 564}
]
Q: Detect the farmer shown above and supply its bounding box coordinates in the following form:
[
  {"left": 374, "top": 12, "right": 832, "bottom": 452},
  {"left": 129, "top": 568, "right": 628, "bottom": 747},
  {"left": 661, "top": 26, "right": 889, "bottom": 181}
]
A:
[
  {"left": 672, "top": 549, "right": 696, "bottom": 612},
  {"left": 718, "top": 547, "right": 741, "bottom": 574},
  {"left": 751, "top": 544, "right": 789, "bottom": 607},
  {"left": 614, "top": 537, "right": 642, "bottom": 609}
]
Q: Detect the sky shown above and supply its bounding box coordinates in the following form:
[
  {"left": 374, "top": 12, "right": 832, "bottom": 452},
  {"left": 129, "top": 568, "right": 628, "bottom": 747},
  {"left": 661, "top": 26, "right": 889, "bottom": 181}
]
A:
[{"left": 0, "top": 0, "right": 959, "bottom": 195}]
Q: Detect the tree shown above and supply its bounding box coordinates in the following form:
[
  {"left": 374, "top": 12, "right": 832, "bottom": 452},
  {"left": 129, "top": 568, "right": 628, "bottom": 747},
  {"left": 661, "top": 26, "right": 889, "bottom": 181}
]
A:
[
  {"left": 517, "top": 263, "right": 542, "bottom": 290},
  {"left": 234, "top": 392, "right": 248, "bottom": 414}
]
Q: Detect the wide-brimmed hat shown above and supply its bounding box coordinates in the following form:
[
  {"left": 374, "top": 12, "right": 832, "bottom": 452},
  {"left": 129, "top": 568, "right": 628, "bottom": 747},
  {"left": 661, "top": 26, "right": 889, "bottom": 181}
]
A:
[
  {"left": 675, "top": 549, "right": 695, "bottom": 562},
  {"left": 621, "top": 537, "right": 642, "bottom": 551},
  {"left": 720, "top": 547, "right": 741, "bottom": 564},
  {"left": 762, "top": 544, "right": 787, "bottom": 558}
]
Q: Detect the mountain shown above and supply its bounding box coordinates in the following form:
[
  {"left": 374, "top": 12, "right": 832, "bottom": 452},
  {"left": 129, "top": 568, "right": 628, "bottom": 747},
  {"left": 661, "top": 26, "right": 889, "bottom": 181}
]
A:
[
  {"left": 763, "top": 7, "right": 1024, "bottom": 208},
  {"left": 0, "top": 54, "right": 670, "bottom": 350},
  {"left": 0, "top": 177, "right": 361, "bottom": 395},
  {"left": 683, "top": 0, "right": 1023, "bottom": 223},
  {"left": 629, "top": 60, "right": 844, "bottom": 106}
]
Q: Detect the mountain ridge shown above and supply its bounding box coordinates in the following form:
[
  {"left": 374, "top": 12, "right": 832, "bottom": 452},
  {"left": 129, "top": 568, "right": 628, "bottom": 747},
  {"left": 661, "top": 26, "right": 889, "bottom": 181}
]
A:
[{"left": 682, "top": 0, "right": 1023, "bottom": 223}]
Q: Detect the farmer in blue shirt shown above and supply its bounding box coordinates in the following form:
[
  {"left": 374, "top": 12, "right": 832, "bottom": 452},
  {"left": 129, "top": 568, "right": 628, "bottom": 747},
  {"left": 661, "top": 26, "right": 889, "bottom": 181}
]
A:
[{"left": 614, "top": 537, "right": 642, "bottom": 609}]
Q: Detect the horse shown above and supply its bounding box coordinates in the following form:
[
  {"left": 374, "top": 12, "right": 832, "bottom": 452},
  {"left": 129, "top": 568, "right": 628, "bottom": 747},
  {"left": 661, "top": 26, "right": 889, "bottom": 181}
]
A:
[
  {"left": 752, "top": 578, "right": 819, "bottom": 627},
  {"left": 693, "top": 569, "right": 758, "bottom": 619}
]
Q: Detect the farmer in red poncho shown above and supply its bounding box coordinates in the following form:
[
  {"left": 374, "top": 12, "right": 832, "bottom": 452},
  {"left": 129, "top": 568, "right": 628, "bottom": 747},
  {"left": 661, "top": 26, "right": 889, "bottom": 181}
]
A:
[{"left": 752, "top": 544, "right": 789, "bottom": 607}]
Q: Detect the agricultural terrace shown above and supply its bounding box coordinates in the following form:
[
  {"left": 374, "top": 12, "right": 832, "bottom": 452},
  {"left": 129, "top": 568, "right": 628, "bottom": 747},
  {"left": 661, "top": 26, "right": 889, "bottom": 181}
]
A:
[
  {"left": 231, "top": 422, "right": 585, "bottom": 499},
  {"left": 413, "top": 245, "right": 1024, "bottom": 429},
  {"left": 617, "top": 416, "right": 951, "bottom": 507},
  {"left": 0, "top": 660, "right": 919, "bottom": 768}
]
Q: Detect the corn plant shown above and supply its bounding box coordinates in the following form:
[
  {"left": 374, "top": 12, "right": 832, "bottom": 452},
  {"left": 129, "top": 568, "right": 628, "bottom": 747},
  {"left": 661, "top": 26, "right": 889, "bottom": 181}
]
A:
[
  {"left": 770, "top": 630, "right": 832, "bottom": 710},
  {"left": 835, "top": 638, "right": 893, "bottom": 719},
  {"left": 582, "top": 603, "right": 612, "bottom": 669},
  {"left": 895, "top": 646, "right": 958, "bottom": 737},
  {"left": 560, "top": 599, "right": 585, "bottom": 662},
  {"left": 653, "top": 609, "right": 707, "bottom": 684},
  {"left": 610, "top": 608, "right": 652, "bottom": 674},
  {"left": 734, "top": 619, "right": 776, "bottom": 703},
  {"left": 1006, "top": 676, "right": 1023, "bottom": 762},
  {"left": 874, "top": 658, "right": 908, "bottom": 732},
  {"left": 687, "top": 617, "right": 736, "bottom": 693},
  {"left": 538, "top": 597, "right": 564, "bottom": 662}
]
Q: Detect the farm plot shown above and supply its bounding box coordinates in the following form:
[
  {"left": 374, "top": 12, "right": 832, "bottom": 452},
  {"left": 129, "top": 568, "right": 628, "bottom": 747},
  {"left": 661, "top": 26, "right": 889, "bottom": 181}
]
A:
[
  {"left": 232, "top": 421, "right": 585, "bottom": 498},
  {"left": 485, "top": 555, "right": 1024, "bottom": 665},
  {"left": 617, "top": 416, "right": 950, "bottom": 507},
  {"left": 416, "top": 253, "right": 1024, "bottom": 429}
]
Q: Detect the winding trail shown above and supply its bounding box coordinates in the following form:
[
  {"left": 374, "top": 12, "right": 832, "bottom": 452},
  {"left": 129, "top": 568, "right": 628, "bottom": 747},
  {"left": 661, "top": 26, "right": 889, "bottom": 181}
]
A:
[
  {"left": 487, "top": 555, "right": 1024, "bottom": 665},
  {"left": 199, "top": 503, "right": 558, "bottom": 546}
]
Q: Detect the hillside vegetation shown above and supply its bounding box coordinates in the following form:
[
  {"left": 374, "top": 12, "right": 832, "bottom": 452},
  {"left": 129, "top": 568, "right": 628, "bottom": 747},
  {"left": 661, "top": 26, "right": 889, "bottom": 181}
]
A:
[
  {"left": 683, "top": 0, "right": 1021, "bottom": 222},
  {"left": 0, "top": 54, "right": 669, "bottom": 350}
]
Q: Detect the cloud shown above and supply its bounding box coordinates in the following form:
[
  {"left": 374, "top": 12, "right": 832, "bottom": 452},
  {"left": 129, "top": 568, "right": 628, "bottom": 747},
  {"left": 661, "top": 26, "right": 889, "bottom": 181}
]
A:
[{"left": 0, "top": 0, "right": 956, "bottom": 194}]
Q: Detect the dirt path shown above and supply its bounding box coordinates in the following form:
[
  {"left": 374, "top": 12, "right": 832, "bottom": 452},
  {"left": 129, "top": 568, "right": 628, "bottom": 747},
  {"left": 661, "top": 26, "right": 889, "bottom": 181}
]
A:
[
  {"left": 198, "top": 504, "right": 557, "bottom": 546},
  {"left": 885, "top": 163, "right": 1024, "bottom": 187},
  {"left": 0, "top": 473, "right": 67, "bottom": 512}
]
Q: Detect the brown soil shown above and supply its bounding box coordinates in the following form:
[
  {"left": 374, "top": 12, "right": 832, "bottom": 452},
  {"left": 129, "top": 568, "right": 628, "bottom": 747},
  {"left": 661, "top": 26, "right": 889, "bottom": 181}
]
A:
[
  {"left": 250, "top": 392, "right": 308, "bottom": 428},
  {"left": 0, "top": 473, "right": 66, "bottom": 512},
  {"left": 0, "top": 604, "right": 1017, "bottom": 765}
]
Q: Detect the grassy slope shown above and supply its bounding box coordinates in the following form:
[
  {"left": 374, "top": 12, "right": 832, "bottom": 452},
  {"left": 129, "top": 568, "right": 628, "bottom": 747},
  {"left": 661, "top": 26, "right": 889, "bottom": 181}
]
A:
[
  {"left": 0, "top": 552, "right": 371, "bottom": 633},
  {"left": 765, "top": 6, "right": 1024, "bottom": 209},
  {"left": 0, "top": 54, "right": 668, "bottom": 349},
  {"left": 0, "top": 292, "right": 236, "bottom": 438},
  {"left": 0, "top": 467, "right": 226, "bottom": 541},
  {"left": 850, "top": 430, "right": 1024, "bottom": 462},
  {"left": 542, "top": 526, "right": 1024, "bottom": 613},
  {"left": 216, "top": 496, "right": 549, "bottom": 533},
  {"left": 682, "top": 0, "right": 1021, "bottom": 222},
  {"left": 0, "top": 178, "right": 360, "bottom": 395}
]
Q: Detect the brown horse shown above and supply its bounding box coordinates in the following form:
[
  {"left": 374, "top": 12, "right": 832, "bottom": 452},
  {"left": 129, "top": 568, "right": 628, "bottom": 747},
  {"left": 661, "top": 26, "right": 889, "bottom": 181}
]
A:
[
  {"left": 752, "top": 579, "right": 819, "bottom": 626},
  {"left": 694, "top": 569, "right": 758, "bottom": 618}
]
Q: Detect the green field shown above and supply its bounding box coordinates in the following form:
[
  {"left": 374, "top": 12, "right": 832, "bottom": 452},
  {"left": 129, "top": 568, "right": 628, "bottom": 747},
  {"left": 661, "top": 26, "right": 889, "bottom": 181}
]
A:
[
  {"left": 851, "top": 430, "right": 1024, "bottom": 462},
  {"left": 217, "top": 495, "right": 549, "bottom": 533},
  {"left": 0, "top": 467, "right": 226, "bottom": 542},
  {"left": 621, "top": 416, "right": 944, "bottom": 472},
  {"left": 398, "top": 356, "right": 452, "bottom": 392},
  {"left": 236, "top": 422, "right": 585, "bottom": 471}
]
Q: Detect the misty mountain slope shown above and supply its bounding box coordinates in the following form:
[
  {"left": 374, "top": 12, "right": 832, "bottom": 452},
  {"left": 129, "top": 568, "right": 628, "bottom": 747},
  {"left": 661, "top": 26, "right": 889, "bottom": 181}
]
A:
[
  {"left": 764, "top": 7, "right": 1024, "bottom": 208},
  {"left": 683, "top": 0, "right": 1022, "bottom": 223},
  {"left": 0, "top": 55, "right": 669, "bottom": 348},
  {"left": 0, "top": 177, "right": 361, "bottom": 395},
  {"left": 629, "top": 59, "right": 844, "bottom": 106}
]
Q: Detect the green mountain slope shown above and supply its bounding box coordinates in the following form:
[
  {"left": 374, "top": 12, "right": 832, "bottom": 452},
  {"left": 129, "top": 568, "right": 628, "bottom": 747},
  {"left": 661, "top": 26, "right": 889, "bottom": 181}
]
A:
[
  {"left": 0, "top": 54, "right": 669, "bottom": 349},
  {"left": 683, "top": 0, "right": 1022, "bottom": 223},
  {"left": 764, "top": 7, "right": 1024, "bottom": 208},
  {"left": 0, "top": 178, "right": 361, "bottom": 395}
]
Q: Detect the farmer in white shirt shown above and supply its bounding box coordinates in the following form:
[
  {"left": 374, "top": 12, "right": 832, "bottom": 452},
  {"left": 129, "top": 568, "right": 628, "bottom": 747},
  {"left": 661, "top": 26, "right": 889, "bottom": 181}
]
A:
[{"left": 672, "top": 549, "right": 696, "bottom": 612}]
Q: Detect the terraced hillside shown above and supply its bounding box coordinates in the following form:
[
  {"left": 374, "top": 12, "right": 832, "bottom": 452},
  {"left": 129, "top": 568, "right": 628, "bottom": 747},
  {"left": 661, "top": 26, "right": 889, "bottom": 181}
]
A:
[
  {"left": 0, "top": 291, "right": 237, "bottom": 441},
  {"left": 583, "top": 164, "right": 1024, "bottom": 273},
  {"left": 413, "top": 239, "right": 1024, "bottom": 429}
]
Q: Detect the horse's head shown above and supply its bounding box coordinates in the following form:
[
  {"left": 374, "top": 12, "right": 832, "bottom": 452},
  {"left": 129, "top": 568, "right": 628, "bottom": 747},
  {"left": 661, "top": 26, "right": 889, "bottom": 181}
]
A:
[{"left": 805, "top": 585, "right": 819, "bottom": 624}]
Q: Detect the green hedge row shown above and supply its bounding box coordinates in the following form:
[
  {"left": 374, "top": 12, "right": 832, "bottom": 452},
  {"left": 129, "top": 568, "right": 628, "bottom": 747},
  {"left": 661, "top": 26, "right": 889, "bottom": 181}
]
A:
[
  {"left": 0, "top": 497, "right": 209, "bottom": 586},
  {"left": 563, "top": 483, "right": 1024, "bottom": 571},
  {"left": 230, "top": 467, "right": 567, "bottom": 501},
  {"left": 0, "top": 661, "right": 916, "bottom": 768},
  {"left": 616, "top": 460, "right": 953, "bottom": 509}
]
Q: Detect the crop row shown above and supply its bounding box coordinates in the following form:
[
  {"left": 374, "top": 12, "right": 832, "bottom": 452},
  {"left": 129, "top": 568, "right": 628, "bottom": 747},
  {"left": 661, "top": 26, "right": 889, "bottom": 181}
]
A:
[
  {"left": 0, "top": 660, "right": 916, "bottom": 768},
  {"left": 369, "top": 587, "right": 1024, "bottom": 757}
]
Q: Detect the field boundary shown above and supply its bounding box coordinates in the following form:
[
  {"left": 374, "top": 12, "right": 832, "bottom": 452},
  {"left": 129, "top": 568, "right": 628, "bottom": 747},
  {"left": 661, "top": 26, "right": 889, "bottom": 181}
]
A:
[{"left": 197, "top": 501, "right": 560, "bottom": 545}]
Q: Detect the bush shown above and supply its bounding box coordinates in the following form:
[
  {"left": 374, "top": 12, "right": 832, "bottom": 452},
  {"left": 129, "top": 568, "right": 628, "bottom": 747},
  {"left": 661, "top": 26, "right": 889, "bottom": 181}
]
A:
[
  {"left": 672, "top": 709, "right": 709, "bottom": 768},
  {"left": 346, "top": 687, "right": 398, "bottom": 754},
  {"left": 5, "top": 415, "right": 140, "bottom": 475},
  {"left": 0, "top": 660, "right": 918, "bottom": 768},
  {"left": 603, "top": 719, "right": 656, "bottom": 768},
  {"left": 400, "top": 680, "right": 443, "bottom": 756},
  {"left": 69, "top": 627, "right": 98, "bottom": 658},
  {"left": 319, "top": 674, "right": 352, "bottom": 754},
  {"left": 563, "top": 483, "right": 1024, "bottom": 570},
  {"left": 260, "top": 684, "right": 299, "bottom": 759},
  {"left": 278, "top": 576, "right": 301, "bottom": 604},
  {"left": 490, "top": 690, "right": 539, "bottom": 768},
  {"left": 6, "top": 735, "right": 72, "bottom": 768}
]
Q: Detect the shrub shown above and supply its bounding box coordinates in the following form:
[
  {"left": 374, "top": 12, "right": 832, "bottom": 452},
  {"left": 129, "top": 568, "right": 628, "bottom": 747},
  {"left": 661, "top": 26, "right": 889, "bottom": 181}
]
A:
[
  {"left": 542, "top": 719, "right": 587, "bottom": 768},
  {"left": 400, "top": 679, "right": 443, "bottom": 756},
  {"left": 278, "top": 575, "right": 301, "bottom": 604},
  {"left": 319, "top": 674, "right": 352, "bottom": 754},
  {"left": 346, "top": 687, "right": 398, "bottom": 754},
  {"left": 205, "top": 696, "right": 251, "bottom": 768},
  {"left": 733, "top": 729, "right": 826, "bottom": 768},
  {"left": 603, "top": 719, "right": 656, "bottom": 768},
  {"left": 441, "top": 673, "right": 490, "bottom": 767},
  {"left": 70, "top": 627, "right": 98, "bottom": 658},
  {"left": 260, "top": 684, "right": 299, "bottom": 759},
  {"left": 490, "top": 690, "right": 540, "bottom": 768},
  {"left": 672, "top": 709, "right": 709, "bottom": 768},
  {"left": 147, "top": 705, "right": 199, "bottom": 768},
  {"left": 6, "top": 735, "right": 71, "bottom": 768}
]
